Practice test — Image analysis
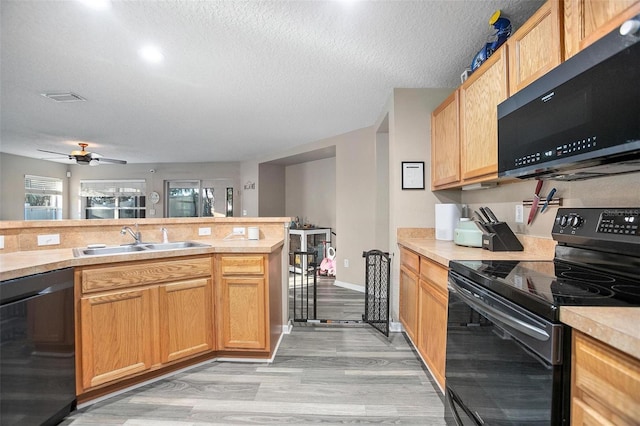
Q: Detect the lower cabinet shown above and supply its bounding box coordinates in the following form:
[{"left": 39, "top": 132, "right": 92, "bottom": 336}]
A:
[
  {"left": 77, "top": 256, "right": 214, "bottom": 393},
  {"left": 399, "top": 247, "right": 449, "bottom": 392},
  {"left": 571, "top": 331, "right": 640, "bottom": 425},
  {"left": 399, "top": 248, "right": 420, "bottom": 343},
  {"left": 80, "top": 287, "right": 153, "bottom": 389},
  {"left": 216, "top": 255, "right": 268, "bottom": 351},
  {"left": 158, "top": 278, "right": 214, "bottom": 363}
]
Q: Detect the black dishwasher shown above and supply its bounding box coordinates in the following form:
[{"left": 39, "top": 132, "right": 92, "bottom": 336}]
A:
[{"left": 1, "top": 268, "right": 76, "bottom": 425}]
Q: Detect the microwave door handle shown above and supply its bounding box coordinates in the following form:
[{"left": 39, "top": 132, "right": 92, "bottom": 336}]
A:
[{"left": 451, "top": 280, "right": 550, "bottom": 342}]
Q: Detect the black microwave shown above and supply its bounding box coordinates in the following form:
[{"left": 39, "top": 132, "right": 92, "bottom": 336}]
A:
[{"left": 497, "top": 17, "right": 640, "bottom": 181}]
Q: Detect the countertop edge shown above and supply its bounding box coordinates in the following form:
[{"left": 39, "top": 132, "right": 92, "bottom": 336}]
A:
[
  {"left": 0, "top": 239, "right": 284, "bottom": 281},
  {"left": 560, "top": 306, "right": 640, "bottom": 360}
]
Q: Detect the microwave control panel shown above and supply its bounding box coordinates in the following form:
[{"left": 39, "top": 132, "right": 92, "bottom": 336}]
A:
[{"left": 514, "top": 136, "right": 598, "bottom": 168}]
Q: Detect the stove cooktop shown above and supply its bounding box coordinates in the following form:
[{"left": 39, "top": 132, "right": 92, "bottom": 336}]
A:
[{"left": 449, "top": 259, "right": 640, "bottom": 321}]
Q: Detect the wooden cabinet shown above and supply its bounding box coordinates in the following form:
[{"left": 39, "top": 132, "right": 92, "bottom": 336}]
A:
[
  {"left": 76, "top": 256, "right": 214, "bottom": 392},
  {"left": 80, "top": 287, "right": 153, "bottom": 389},
  {"left": 564, "top": 0, "right": 640, "bottom": 60},
  {"left": 158, "top": 278, "right": 214, "bottom": 363},
  {"left": 417, "top": 257, "right": 449, "bottom": 391},
  {"left": 399, "top": 248, "right": 419, "bottom": 342},
  {"left": 571, "top": 331, "right": 640, "bottom": 425},
  {"left": 459, "top": 46, "right": 508, "bottom": 183},
  {"left": 216, "top": 255, "right": 268, "bottom": 351},
  {"left": 508, "top": 0, "right": 563, "bottom": 94},
  {"left": 431, "top": 90, "right": 460, "bottom": 189},
  {"left": 399, "top": 247, "right": 450, "bottom": 392}
]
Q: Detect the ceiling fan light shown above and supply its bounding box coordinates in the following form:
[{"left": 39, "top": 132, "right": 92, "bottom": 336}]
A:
[{"left": 89, "top": 158, "right": 100, "bottom": 166}]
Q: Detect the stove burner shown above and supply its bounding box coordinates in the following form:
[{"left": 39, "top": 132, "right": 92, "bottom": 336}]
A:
[
  {"left": 560, "top": 271, "right": 616, "bottom": 283},
  {"left": 552, "top": 280, "right": 614, "bottom": 299},
  {"left": 611, "top": 285, "right": 640, "bottom": 296}
]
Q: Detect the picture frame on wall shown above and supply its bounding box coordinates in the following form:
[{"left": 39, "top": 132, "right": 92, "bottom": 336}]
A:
[{"left": 401, "top": 161, "right": 425, "bottom": 190}]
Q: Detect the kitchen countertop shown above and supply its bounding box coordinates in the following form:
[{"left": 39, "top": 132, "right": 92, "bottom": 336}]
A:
[
  {"left": 561, "top": 306, "right": 640, "bottom": 360},
  {"left": 399, "top": 232, "right": 640, "bottom": 362},
  {"left": 0, "top": 238, "right": 284, "bottom": 281},
  {"left": 397, "top": 236, "right": 556, "bottom": 267}
]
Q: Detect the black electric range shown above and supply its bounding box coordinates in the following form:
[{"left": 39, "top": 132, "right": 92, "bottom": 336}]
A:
[
  {"left": 445, "top": 207, "right": 640, "bottom": 426},
  {"left": 450, "top": 207, "right": 640, "bottom": 321}
]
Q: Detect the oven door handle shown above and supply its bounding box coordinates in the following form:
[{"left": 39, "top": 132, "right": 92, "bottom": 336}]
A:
[{"left": 452, "top": 281, "right": 550, "bottom": 342}]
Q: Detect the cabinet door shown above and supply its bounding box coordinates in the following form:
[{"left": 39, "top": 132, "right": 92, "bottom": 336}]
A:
[
  {"left": 399, "top": 265, "right": 419, "bottom": 342},
  {"left": 460, "top": 47, "right": 508, "bottom": 182},
  {"left": 508, "top": 0, "right": 563, "bottom": 94},
  {"left": 158, "top": 278, "right": 214, "bottom": 363},
  {"left": 417, "top": 278, "right": 448, "bottom": 391},
  {"left": 431, "top": 90, "right": 460, "bottom": 189},
  {"left": 80, "top": 288, "right": 152, "bottom": 389},
  {"left": 564, "top": 0, "right": 640, "bottom": 59},
  {"left": 571, "top": 331, "right": 640, "bottom": 425},
  {"left": 218, "top": 276, "right": 266, "bottom": 350}
]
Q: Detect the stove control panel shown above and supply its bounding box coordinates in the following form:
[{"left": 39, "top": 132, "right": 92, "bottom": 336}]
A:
[
  {"left": 596, "top": 209, "right": 640, "bottom": 236},
  {"left": 553, "top": 208, "right": 640, "bottom": 239}
]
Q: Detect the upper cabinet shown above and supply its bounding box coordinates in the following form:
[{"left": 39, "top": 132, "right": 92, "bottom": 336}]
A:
[
  {"left": 564, "top": 0, "right": 640, "bottom": 59},
  {"left": 430, "top": 0, "right": 640, "bottom": 190},
  {"left": 431, "top": 91, "right": 460, "bottom": 188},
  {"left": 459, "top": 46, "right": 508, "bottom": 183},
  {"left": 507, "top": 0, "right": 563, "bottom": 94}
]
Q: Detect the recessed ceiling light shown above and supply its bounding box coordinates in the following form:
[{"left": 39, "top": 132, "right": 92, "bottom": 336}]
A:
[
  {"left": 41, "top": 92, "right": 86, "bottom": 102},
  {"left": 138, "top": 45, "right": 164, "bottom": 64},
  {"left": 77, "top": 0, "right": 112, "bottom": 11}
]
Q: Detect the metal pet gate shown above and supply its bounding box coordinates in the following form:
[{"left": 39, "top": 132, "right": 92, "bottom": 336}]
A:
[
  {"left": 290, "top": 248, "right": 391, "bottom": 336},
  {"left": 362, "top": 250, "right": 391, "bottom": 336}
]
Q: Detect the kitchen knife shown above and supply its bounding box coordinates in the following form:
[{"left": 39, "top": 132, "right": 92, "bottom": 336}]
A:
[
  {"left": 474, "top": 210, "right": 487, "bottom": 224},
  {"left": 484, "top": 207, "right": 500, "bottom": 223},
  {"left": 527, "top": 179, "right": 544, "bottom": 225},
  {"left": 479, "top": 207, "right": 493, "bottom": 223},
  {"left": 540, "top": 188, "right": 557, "bottom": 213}
]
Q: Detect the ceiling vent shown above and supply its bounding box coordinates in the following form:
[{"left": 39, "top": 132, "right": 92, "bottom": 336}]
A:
[{"left": 41, "top": 92, "right": 86, "bottom": 102}]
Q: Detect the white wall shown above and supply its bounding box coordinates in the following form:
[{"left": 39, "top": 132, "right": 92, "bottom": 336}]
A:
[{"left": 285, "top": 157, "right": 336, "bottom": 230}]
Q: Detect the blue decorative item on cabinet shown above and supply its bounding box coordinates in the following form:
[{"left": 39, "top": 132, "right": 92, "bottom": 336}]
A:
[{"left": 470, "top": 10, "right": 512, "bottom": 72}]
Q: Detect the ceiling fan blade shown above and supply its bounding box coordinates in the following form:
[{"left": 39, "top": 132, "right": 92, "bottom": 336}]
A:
[
  {"left": 37, "top": 148, "right": 69, "bottom": 156},
  {"left": 97, "top": 157, "right": 127, "bottom": 165}
]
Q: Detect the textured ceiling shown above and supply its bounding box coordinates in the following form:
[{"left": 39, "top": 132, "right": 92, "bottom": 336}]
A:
[{"left": 0, "top": 0, "right": 544, "bottom": 164}]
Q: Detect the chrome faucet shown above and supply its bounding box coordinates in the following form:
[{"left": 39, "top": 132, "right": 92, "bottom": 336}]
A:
[
  {"left": 161, "top": 227, "right": 169, "bottom": 243},
  {"left": 121, "top": 224, "right": 141, "bottom": 244}
]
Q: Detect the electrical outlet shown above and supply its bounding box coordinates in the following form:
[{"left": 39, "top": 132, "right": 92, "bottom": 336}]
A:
[
  {"left": 232, "top": 227, "right": 246, "bottom": 236},
  {"left": 515, "top": 204, "right": 524, "bottom": 223},
  {"left": 198, "top": 227, "right": 211, "bottom": 236},
  {"left": 344, "top": 259, "right": 349, "bottom": 268},
  {"left": 0, "top": 236, "right": 4, "bottom": 249},
  {"left": 242, "top": 209, "right": 247, "bottom": 216},
  {"left": 37, "top": 234, "right": 60, "bottom": 246}
]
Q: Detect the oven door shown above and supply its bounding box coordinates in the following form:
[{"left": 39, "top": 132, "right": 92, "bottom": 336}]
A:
[{"left": 445, "top": 271, "right": 568, "bottom": 425}]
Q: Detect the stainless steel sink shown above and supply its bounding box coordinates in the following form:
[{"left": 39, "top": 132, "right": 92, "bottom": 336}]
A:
[
  {"left": 73, "top": 241, "right": 211, "bottom": 257},
  {"left": 143, "top": 241, "right": 211, "bottom": 250},
  {"left": 73, "top": 245, "right": 149, "bottom": 257}
]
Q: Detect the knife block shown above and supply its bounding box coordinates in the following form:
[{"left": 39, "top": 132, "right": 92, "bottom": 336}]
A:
[{"left": 481, "top": 222, "right": 524, "bottom": 251}]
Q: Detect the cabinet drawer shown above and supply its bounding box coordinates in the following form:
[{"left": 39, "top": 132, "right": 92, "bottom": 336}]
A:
[
  {"left": 573, "top": 332, "right": 640, "bottom": 424},
  {"left": 82, "top": 256, "right": 212, "bottom": 293},
  {"left": 420, "top": 257, "right": 449, "bottom": 293},
  {"left": 219, "top": 255, "right": 264, "bottom": 275},
  {"left": 400, "top": 248, "right": 420, "bottom": 275}
]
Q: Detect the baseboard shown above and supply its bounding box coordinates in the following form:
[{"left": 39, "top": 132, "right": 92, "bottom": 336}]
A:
[
  {"left": 389, "top": 321, "right": 403, "bottom": 333},
  {"left": 333, "top": 280, "right": 365, "bottom": 293}
]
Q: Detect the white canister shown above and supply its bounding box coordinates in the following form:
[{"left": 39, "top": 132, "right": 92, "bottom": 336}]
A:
[
  {"left": 247, "top": 226, "right": 259, "bottom": 240},
  {"left": 435, "top": 204, "right": 461, "bottom": 241}
]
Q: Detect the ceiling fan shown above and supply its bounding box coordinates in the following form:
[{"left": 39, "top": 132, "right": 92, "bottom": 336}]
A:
[{"left": 38, "top": 142, "right": 127, "bottom": 165}]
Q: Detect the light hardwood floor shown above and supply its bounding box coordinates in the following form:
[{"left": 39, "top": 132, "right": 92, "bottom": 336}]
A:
[
  {"left": 61, "top": 327, "right": 446, "bottom": 425},
  {"left": 289, "top": 273, "right": 365, "bottom": 322}
]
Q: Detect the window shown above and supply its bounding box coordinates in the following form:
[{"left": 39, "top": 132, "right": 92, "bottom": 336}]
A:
[
  {"left": 81, "top": 180, "right": 146, "bottom": 219},
  {"left": 165, "top": 180, "right": 233, "bottom": 217},
  {"left": 25, "top": 175, "right": 64, "bottom": 220}
]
